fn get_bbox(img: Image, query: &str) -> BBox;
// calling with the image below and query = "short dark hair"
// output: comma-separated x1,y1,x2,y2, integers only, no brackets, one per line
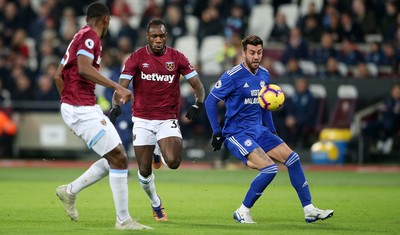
146,18,167,33
241,35,263,51
86,2,110,20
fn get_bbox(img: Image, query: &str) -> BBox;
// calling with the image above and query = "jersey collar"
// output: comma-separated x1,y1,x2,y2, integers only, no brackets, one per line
241,62,258,76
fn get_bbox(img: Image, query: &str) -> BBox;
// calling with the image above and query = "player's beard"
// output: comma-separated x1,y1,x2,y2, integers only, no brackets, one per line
245,58,259,73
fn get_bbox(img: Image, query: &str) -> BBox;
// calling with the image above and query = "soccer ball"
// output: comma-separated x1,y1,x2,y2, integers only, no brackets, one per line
258,84,285,111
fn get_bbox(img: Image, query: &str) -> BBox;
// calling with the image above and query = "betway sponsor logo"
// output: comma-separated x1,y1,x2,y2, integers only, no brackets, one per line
141,71,174,83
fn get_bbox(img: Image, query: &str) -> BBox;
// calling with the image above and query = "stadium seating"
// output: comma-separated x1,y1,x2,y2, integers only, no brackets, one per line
309,84,327,132
328,85,358,128
185,15,199,36
299,60,318,76
278,3,299,29
299,0,324,16
278,83,295,98
175,35,199,66
199,35,225,75
248,4,274,42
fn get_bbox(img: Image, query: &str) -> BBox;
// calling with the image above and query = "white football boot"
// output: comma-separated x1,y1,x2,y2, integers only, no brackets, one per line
304,207,334,223
115,218,153,230
233,209,256,224
56,185,78,222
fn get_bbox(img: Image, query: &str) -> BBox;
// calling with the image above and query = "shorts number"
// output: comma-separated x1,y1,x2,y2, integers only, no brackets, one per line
171,120,179,129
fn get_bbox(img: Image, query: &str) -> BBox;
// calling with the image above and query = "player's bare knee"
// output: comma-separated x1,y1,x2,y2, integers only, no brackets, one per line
139,168,152,177
166,158,181,169
106,146,128,169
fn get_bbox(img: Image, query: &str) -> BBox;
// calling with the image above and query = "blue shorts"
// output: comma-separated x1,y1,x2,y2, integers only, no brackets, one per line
224,125,284,165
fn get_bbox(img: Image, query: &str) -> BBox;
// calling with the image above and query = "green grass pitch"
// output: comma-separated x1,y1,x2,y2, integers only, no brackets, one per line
0,166,399,234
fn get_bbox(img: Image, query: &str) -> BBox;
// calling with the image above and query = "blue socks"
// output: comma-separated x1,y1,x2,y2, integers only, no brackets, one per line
285,152,312,207
243,164,278,208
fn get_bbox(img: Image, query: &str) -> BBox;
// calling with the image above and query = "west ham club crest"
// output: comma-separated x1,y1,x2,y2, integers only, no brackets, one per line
165,62,174,71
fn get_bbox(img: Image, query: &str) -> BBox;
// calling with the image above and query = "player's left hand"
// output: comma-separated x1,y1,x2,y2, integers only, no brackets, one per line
185,102,204,120
109,105,121,124
212,132,225,151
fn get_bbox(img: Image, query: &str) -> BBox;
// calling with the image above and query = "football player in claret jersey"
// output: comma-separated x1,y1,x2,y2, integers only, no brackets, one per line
205,35,334,224
110,19,205,221
53,2,151,230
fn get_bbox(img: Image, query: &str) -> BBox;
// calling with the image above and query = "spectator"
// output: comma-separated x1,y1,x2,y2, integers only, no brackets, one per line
10,29,30,59
29,2,56,43
10,67,35,102
164,4,187,47
385,12,400,42
297,2,321,30
117,12,138,48
36,72,59,101
362,83,400,155
281,27,309,64
224,4,246,41
365,41,385,65
322,5,340,42
0,110,17,157
16,0,37,32
380,0,398,39
337,39,364,66
381,42,400,74
1,1,20,46
197,6,223,47
311,32,338,65
281,78,317,147
338,12,364,43
301,15,322,43
318,57,342,79
352,61,374,79
351,0,378,35
322,4,338,30
215,32,242,71
59,7,79,47
111,0,132,17
193,0,231,19
269,11,290,43
285,57,304,79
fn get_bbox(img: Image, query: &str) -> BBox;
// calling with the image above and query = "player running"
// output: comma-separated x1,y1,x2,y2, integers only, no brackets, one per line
205,35,334,224
109,18,205,221
53,2,151,230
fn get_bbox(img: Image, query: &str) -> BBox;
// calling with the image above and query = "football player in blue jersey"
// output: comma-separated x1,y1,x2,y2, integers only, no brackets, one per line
205,35,334,224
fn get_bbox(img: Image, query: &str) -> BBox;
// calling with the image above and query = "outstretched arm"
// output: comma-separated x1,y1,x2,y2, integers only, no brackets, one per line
185,75,206,120
53,63,64,96
77,55,132,104
187,75,205,103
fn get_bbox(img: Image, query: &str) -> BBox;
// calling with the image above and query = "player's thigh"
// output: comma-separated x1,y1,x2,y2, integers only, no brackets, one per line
132,118,157,146
246,147,275,170
156,119,183,158
61,103,121,156
225,134,260,166
266,142,293,163
132,121,156,166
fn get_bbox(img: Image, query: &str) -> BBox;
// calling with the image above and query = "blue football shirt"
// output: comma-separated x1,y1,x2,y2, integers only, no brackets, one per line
209,63,273,137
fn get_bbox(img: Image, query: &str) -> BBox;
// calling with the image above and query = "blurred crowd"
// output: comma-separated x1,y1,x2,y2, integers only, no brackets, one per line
0,0,399,108
0,0,400,158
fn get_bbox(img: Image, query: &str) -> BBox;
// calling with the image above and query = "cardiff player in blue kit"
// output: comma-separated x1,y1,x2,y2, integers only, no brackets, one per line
205,35,334,224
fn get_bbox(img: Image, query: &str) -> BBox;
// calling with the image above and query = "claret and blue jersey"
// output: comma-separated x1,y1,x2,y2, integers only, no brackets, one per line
207,62,275,137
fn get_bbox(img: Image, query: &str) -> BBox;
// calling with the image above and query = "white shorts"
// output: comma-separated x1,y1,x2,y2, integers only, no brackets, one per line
61,103,122,156
132,117,182,146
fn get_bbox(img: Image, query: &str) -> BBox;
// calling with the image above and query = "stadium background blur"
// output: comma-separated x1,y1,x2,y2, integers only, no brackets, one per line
0,0,399,164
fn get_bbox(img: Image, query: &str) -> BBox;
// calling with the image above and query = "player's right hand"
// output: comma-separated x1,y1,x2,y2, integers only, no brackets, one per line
211,132,225,151
109,105,121,124
116,85,132,104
